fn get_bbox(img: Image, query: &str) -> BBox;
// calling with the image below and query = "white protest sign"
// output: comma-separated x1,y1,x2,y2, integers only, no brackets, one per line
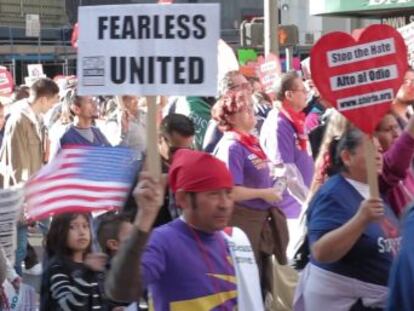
77,4,220,96
257,53,281,97
398,21,414,67
27,64,44,78
301,57,311,80
25,64,46,87
326,38,396,68
329,65,398,91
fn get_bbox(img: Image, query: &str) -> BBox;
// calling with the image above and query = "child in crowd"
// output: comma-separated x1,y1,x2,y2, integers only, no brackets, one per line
97,213,134,259
40,213,108,311
97,213,138,311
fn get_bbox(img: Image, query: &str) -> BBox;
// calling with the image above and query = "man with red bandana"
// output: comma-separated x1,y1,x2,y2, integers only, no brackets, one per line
106,149,264,311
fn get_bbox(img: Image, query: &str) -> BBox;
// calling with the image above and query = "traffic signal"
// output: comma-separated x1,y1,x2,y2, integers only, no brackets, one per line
240,18,299,48
240,18,264,47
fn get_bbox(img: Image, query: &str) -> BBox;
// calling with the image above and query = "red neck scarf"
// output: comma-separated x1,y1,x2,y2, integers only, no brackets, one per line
231,129,267,160
280,102,308,151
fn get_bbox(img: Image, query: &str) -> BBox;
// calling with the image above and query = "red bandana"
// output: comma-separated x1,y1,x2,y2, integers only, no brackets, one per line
280,102,308,151
231,129,268,160
169,149,233,193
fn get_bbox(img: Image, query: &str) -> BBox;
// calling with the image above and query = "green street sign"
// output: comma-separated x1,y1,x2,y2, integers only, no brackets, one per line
310,0,414,17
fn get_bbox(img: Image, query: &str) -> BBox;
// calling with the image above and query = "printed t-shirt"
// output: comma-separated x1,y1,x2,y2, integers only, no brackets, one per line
142,219,237,311
260,109,314,218
214,132,276,210
307,174,401,286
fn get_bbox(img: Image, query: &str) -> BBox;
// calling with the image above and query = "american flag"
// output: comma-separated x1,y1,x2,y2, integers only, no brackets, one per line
25,145,139,221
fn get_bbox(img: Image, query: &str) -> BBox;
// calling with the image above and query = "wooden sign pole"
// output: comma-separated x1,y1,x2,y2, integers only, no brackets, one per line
363,134,380,199
146,96,161,180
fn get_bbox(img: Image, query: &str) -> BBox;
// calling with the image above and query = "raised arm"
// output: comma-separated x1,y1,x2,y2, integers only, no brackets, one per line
381,114,414,191
311,198,384,263
105,172,164,302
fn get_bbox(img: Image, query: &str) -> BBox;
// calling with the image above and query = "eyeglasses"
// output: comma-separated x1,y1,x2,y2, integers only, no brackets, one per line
229,82,252,91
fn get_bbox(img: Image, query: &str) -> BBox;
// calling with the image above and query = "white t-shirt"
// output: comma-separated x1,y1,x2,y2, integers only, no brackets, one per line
345,178,370,199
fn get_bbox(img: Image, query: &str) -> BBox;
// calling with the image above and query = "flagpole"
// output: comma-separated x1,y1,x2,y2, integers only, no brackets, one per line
265,0,279,57
146,96,162,180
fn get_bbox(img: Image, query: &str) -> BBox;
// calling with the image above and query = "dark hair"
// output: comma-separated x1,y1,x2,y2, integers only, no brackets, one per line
64,88,92,118
211,90,251,131
327,128,363,174
30,78,59,101
375,112,397,132
160,113,195,139
325,138,340,176
64,88,82,108
45,213,91,259
276,71,301,101
97,213,131,255
13,85,30,102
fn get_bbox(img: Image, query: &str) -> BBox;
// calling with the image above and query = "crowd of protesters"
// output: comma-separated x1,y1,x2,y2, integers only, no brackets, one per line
0,61,413,311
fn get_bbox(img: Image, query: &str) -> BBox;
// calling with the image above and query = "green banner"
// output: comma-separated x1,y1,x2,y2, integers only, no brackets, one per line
310,0,414,16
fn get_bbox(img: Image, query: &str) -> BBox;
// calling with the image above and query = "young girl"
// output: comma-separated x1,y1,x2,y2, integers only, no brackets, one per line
40,213,108,311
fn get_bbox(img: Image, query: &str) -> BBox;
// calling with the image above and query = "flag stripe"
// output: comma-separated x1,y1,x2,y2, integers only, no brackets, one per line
28,199,125,218
33,173,77,183
28,193,126,206
27,187,127,202
64,148,134,161
25,145,139,221
26,179,130,197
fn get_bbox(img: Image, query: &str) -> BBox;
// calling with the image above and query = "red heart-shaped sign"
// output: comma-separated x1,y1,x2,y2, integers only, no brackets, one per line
311,24,408,134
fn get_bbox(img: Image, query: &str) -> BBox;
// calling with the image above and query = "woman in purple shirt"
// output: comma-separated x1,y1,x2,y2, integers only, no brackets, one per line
212,89,289,293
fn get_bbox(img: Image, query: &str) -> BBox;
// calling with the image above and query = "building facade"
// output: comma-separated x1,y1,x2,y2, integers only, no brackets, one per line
0,0,71,83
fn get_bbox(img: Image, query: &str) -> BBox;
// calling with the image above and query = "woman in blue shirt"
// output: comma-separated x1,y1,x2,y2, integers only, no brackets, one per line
298,128,404,311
